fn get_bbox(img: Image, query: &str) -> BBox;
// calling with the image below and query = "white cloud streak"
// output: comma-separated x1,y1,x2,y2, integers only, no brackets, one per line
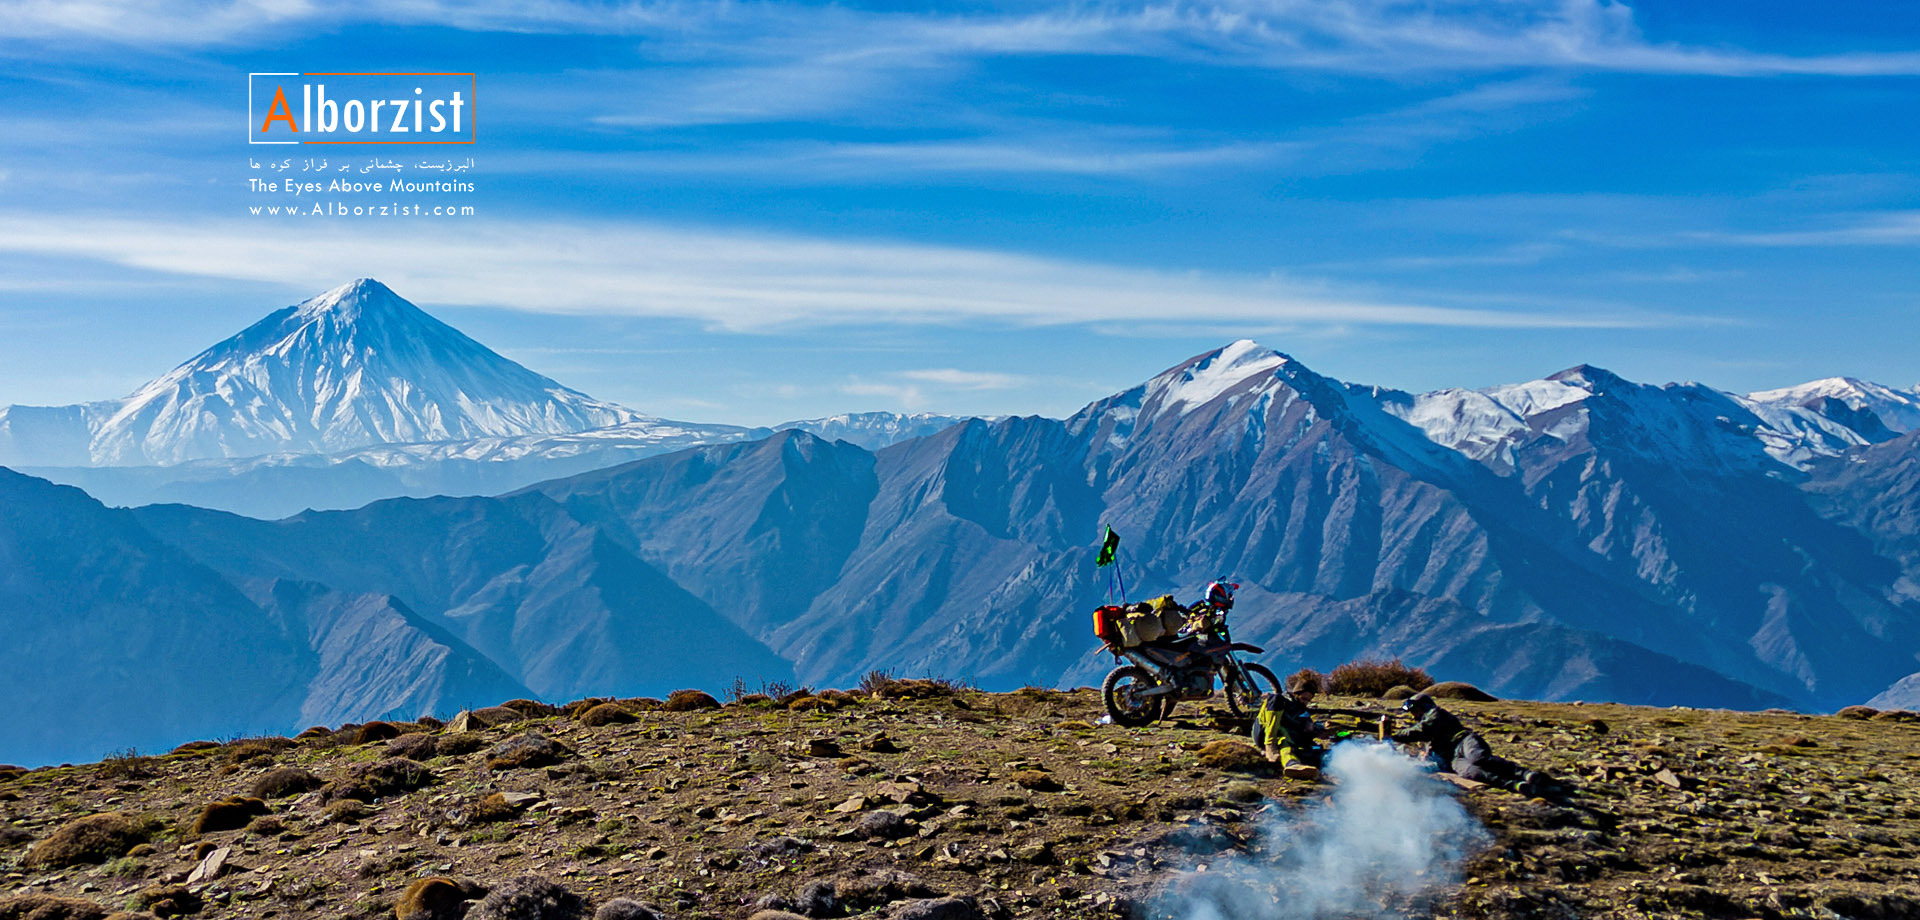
1691,212,1920,247
6,0,1917,80
898,368,1025,389
0,212,1676,331
528,138,1300,177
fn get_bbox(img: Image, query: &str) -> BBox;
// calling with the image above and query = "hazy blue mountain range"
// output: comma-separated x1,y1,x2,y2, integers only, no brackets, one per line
0,468,534,766
775,412,982,451
8,283,1920,766
115,347,1920,712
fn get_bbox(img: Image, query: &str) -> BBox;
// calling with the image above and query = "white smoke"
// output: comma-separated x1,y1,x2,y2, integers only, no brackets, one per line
1150,741,1490,920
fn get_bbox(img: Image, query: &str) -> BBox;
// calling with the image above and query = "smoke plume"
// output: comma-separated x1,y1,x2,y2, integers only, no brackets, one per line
1150,741,1489,920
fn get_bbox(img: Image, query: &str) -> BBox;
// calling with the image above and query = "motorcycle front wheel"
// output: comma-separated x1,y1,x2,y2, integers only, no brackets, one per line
1223,662,1281,719
1102,665,1166,727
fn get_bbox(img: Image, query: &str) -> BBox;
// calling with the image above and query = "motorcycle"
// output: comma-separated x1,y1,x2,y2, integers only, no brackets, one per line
1100,601,1280,727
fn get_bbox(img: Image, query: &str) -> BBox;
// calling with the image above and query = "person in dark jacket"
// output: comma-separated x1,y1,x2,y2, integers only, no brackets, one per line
1251,675,1326,780
1393,693,1554,796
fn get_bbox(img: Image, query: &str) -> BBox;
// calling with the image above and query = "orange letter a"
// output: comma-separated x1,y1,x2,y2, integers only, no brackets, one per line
261,86,298,133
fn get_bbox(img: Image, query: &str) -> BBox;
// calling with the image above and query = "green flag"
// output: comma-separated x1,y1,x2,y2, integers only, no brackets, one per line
1096,527,1120,567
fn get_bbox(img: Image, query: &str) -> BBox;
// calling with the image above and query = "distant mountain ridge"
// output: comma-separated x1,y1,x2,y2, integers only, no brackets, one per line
0,468,536,766
0,280,977,517
91,343,1920,724
12,299,1920,764
775,412,975,451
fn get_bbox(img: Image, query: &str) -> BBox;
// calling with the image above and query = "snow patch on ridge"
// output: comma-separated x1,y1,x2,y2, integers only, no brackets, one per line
1148,339,1287,418
1379,367,1916,474
1380,378,1592,466
1746,377,1920,436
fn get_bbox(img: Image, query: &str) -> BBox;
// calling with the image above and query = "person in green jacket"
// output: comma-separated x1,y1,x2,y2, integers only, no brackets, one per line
1251,674,1326,780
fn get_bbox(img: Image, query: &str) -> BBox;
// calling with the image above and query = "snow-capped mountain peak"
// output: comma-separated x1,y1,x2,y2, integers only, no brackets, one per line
85,279,645,465
1375,364,1920,475
1746,376,1920,437
1375,377,1591,467
296,277,399,318
1149,339,1288,415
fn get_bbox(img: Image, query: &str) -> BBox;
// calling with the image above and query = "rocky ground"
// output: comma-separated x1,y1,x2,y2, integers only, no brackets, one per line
4,683,1920,920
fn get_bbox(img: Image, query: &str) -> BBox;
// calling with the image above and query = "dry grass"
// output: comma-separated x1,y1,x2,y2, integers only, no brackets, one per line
248,766,322,799
1285,668,1327,695
661,690,720,712
189,796,268,836
352,722,403,745
578,703,639,727
484,734,569,771
1195,740,1267,772
95,749,155,781
324,758,437,801
499,699,558,718
21,812,157,868
395,876,470,920
1009,770,1061,792
1326,658,1434,697
434,733,487,758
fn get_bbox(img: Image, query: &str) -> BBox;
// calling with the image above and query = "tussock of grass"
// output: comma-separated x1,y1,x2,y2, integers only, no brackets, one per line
579,703,639,727
248,767,322,800
221,737,295,768
485,733,569,771
395,876,471,920
1326,658,1434,697
1286,668,1327,695
189,795,268,836
662,690,720,712
22,812,158,868
1195,740,1266,772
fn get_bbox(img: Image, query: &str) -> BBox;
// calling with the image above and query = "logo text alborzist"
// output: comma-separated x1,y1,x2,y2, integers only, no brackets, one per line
249,73,475,144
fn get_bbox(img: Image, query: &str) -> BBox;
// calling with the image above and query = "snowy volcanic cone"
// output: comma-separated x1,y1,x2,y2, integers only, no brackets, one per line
88,278,642,465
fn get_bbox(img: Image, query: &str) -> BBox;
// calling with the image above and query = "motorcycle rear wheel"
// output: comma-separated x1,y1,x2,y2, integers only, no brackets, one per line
1224,662,1281,719
1102,665,1166,727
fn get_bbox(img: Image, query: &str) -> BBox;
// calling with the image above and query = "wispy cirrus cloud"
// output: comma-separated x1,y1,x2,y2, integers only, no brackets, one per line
0,212,1681,332
840,368,1030,409
1688,212,1920,247
898,368,1025,389
6,0,1917,80
525,137,1299,178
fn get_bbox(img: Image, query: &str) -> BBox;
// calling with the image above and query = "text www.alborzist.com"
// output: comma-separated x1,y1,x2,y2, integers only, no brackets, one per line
246,158,477,218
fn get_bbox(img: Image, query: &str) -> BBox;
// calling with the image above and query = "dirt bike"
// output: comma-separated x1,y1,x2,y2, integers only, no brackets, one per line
1100,602,1280,727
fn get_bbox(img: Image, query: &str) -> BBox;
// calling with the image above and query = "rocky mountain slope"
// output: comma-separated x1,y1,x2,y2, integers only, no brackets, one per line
488,344,1920,710
0,467,784,768
9,333,1920,764
3,685,1919,920
131,491,796,708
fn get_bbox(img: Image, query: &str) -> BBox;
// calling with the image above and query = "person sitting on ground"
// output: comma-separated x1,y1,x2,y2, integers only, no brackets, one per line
1251,674,1327,780
1392,692,1558,797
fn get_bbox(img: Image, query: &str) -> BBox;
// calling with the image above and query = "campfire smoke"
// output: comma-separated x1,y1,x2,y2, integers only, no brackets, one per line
1151,741,1489,920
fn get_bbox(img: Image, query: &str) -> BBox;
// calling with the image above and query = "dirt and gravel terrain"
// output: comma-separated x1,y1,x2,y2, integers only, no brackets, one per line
5,682,1920,920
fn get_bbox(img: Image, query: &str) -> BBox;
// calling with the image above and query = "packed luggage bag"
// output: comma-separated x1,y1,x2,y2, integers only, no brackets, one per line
1150,594,1188,634
1094,596,1189,649
1092,605,1126,646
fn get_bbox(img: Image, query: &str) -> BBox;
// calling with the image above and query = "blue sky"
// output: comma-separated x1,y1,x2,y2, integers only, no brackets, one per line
0,0,1917,425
